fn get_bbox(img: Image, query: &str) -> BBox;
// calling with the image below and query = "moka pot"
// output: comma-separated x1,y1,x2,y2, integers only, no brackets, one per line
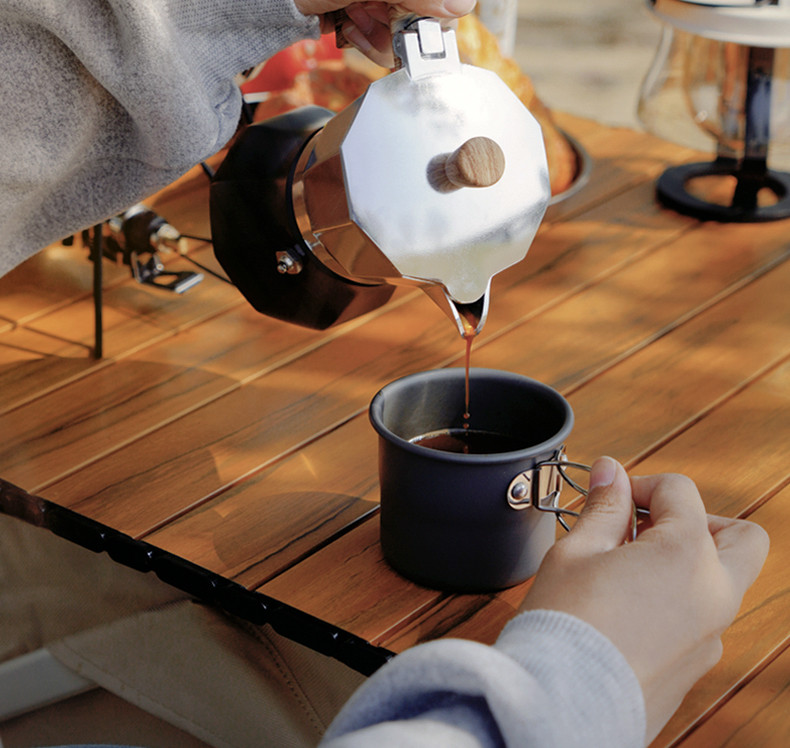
210,17,550,336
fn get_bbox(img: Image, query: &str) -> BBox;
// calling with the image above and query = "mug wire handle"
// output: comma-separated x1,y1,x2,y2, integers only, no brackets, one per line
520,458,648,543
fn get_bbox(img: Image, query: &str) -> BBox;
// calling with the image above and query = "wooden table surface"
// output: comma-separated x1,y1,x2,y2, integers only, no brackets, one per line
1,112,788,746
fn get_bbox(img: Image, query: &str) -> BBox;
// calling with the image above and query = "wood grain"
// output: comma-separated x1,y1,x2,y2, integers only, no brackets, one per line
477,217,790,394
0,326,104,414
444,136,506,188
677,643,790,747
0,242,128,325
24,248,241,355
633,359,790,518
260,514,446,646
565,257,790,468
0,303,326,490
652,484,790,747
147,415,381,587
37,291,463,529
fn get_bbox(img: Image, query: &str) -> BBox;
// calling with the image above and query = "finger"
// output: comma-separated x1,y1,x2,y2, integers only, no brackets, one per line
344,4,381,35
344,4,395,50
397,0,477,18
300,0,476,21
357,2,392,25
708,515,770,598
630,472,708,530
565,457,634,552
340,20,395,66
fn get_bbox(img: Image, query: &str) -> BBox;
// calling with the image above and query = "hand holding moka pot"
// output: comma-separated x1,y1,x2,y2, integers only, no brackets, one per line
210,15,550,337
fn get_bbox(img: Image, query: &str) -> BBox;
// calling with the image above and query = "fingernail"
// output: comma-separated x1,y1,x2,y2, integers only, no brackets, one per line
344,6,375,35
441,0,477,17
589,456,617,490
341,22,375,56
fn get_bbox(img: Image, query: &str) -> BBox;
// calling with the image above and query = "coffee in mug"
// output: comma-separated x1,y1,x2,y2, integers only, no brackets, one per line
410,428,530,454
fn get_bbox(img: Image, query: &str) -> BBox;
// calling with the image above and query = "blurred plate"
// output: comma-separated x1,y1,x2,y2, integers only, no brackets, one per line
546,131,592,217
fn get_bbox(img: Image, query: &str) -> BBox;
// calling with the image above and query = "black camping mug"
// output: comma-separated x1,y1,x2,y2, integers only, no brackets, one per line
369,367,576,592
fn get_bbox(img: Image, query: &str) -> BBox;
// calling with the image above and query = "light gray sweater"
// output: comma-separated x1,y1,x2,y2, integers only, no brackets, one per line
2,4,647,744
322,610,646,747
0,0,317,277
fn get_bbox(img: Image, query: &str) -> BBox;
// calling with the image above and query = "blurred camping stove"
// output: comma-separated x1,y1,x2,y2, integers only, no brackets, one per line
100,205,203,293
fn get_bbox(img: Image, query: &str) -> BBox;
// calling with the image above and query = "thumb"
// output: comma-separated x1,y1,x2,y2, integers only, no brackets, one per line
566,457,634,553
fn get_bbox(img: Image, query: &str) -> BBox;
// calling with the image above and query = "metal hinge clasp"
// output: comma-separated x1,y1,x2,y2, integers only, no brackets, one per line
393,18,461,79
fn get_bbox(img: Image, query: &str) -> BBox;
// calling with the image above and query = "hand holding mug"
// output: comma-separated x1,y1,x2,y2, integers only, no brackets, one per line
521,456,770,743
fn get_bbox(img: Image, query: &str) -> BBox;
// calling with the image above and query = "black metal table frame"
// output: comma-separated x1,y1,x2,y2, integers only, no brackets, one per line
0,478,393,677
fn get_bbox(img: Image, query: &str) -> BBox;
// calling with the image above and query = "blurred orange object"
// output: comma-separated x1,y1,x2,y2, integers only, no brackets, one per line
241,36,342,95
249,56,382,122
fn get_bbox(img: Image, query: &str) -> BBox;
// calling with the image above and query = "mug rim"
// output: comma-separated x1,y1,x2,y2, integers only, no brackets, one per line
369,367,574,464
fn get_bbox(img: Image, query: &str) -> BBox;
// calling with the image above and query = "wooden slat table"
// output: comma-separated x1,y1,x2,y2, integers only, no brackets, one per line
1,112,788,746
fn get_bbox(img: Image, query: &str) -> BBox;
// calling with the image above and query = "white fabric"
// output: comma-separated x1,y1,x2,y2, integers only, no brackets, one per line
0,513,364,747
49,601,366,748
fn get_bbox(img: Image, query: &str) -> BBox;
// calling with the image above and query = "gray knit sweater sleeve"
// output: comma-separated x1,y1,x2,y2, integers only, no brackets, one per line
321,610,647,747
0,0,320,276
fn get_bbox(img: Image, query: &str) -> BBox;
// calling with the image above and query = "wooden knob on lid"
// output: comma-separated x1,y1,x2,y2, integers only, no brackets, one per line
444,137,506,188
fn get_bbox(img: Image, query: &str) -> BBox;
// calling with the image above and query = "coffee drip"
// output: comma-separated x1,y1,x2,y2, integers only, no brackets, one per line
449,298,481,428
463,334,473,428
408,304,481,454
